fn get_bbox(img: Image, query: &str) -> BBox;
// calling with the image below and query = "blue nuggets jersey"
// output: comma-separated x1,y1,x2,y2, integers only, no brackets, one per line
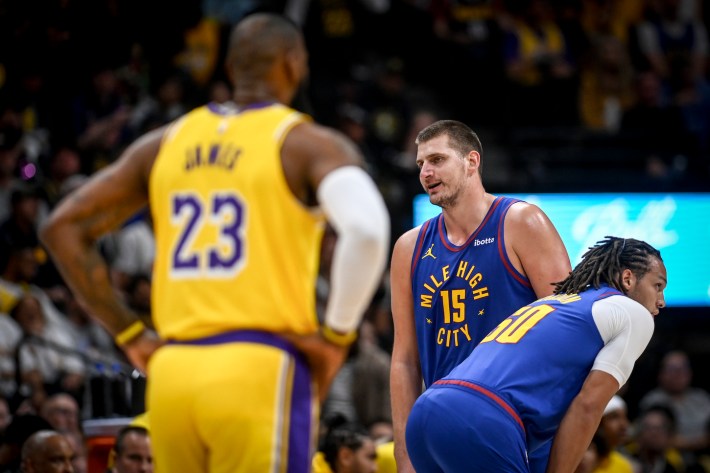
411,196,537,387
444,286,622,452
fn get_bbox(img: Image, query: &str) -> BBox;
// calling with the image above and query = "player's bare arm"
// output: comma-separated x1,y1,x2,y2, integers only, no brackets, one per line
505,202,572,297
281,122,390,402
282,121,364,202
390,227,422,473
39,126,167,371
546,370,620,473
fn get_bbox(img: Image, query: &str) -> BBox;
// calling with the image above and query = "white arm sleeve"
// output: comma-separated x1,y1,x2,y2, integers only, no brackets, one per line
591,295,655,387
317,166,390,333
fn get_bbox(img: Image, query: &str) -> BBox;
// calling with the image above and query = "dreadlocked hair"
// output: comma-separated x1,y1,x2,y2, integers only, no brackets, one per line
554,236,662,295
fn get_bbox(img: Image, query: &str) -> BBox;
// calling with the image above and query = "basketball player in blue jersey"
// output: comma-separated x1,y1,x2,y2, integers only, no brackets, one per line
390,120,571,472
40,13,390,473
406,237,666,473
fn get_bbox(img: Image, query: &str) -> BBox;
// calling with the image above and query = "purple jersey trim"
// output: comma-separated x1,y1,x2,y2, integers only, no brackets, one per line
167,329,298,357
206,101,276,115
437,197,504,252
411,219,432,275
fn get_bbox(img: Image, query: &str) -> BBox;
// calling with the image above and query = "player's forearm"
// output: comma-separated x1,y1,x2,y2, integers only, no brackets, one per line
40,222,139,337
545,398,603,473
390,360,421,472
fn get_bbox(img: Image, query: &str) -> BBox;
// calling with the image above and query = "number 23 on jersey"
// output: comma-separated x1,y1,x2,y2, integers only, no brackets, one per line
169,190,247,278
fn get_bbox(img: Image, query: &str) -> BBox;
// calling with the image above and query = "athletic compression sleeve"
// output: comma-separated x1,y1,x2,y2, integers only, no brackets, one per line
317,166,390,334
591,295,655,387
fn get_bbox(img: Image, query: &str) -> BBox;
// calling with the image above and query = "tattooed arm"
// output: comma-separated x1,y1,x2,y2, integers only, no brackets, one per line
39,127,167,372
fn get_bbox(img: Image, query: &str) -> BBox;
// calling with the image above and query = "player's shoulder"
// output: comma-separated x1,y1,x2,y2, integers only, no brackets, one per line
596,294,650,318
502,197,559,236
504,198,547,222
390,226,423,266
287,120,352,148
592,294,654,335
394,226,423,251
284,121,363,167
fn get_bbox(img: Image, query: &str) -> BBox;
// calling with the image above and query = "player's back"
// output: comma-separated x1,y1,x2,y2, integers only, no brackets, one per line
443,286,622,450
149,102,324,340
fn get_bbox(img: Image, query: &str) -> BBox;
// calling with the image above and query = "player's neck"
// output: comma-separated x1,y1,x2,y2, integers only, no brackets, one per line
441,191,495,245
232,83,282,108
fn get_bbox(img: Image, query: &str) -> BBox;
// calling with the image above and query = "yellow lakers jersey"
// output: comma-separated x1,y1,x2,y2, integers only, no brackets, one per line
149,103,324,340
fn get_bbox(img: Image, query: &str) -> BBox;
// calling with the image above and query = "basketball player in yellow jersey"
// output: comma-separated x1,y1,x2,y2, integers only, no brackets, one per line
40,13,390,473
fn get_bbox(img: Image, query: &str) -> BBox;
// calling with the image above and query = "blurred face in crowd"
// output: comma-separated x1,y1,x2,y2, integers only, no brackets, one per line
658,351,692,395
637,411,673,455
113,431,153,473
41,394,80,433
342,437,377,473
600,407,630,448
23,432,75,473
64,431,88,473
13,194,40,224
12,248,39,282
13,295,45,336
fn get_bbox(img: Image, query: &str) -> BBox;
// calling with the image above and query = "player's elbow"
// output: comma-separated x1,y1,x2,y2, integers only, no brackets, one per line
353,223,389,259
341,211,390,266
569,390,608,423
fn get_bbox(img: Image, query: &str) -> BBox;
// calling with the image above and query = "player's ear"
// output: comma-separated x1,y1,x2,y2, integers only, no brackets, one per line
467,150,481,175
620,268,635,292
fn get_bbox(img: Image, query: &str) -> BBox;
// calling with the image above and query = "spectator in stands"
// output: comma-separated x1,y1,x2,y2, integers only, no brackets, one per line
0,313,21,400
634,0,708,84
686,418,710,473
428,0,505,123
71,67,132,173
578,32,636,132
62,430,86,473
630,404,685,473
62,293,119,368
580,0,645,47
101,210,154,296
110,426,152,473
312,416,378,473
0,184,44,268
593,395,638,473
39,394,80,436
667,51,710,175
0,244,75,344
11,295,85,410
41,146,82,210
0,414,52,472
620,70,692,179
322,319,391,429
501,0,577,126
640,350,710,455
20,429,74,473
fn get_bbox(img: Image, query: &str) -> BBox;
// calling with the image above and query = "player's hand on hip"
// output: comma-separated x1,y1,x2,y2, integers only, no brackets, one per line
122,330,165,375
282,331,351,404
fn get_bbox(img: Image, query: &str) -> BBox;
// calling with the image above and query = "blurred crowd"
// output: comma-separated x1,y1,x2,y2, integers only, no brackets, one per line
0,0,709,472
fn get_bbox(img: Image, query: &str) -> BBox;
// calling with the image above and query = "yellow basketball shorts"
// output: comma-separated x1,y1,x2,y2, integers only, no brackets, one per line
146,330,318,473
